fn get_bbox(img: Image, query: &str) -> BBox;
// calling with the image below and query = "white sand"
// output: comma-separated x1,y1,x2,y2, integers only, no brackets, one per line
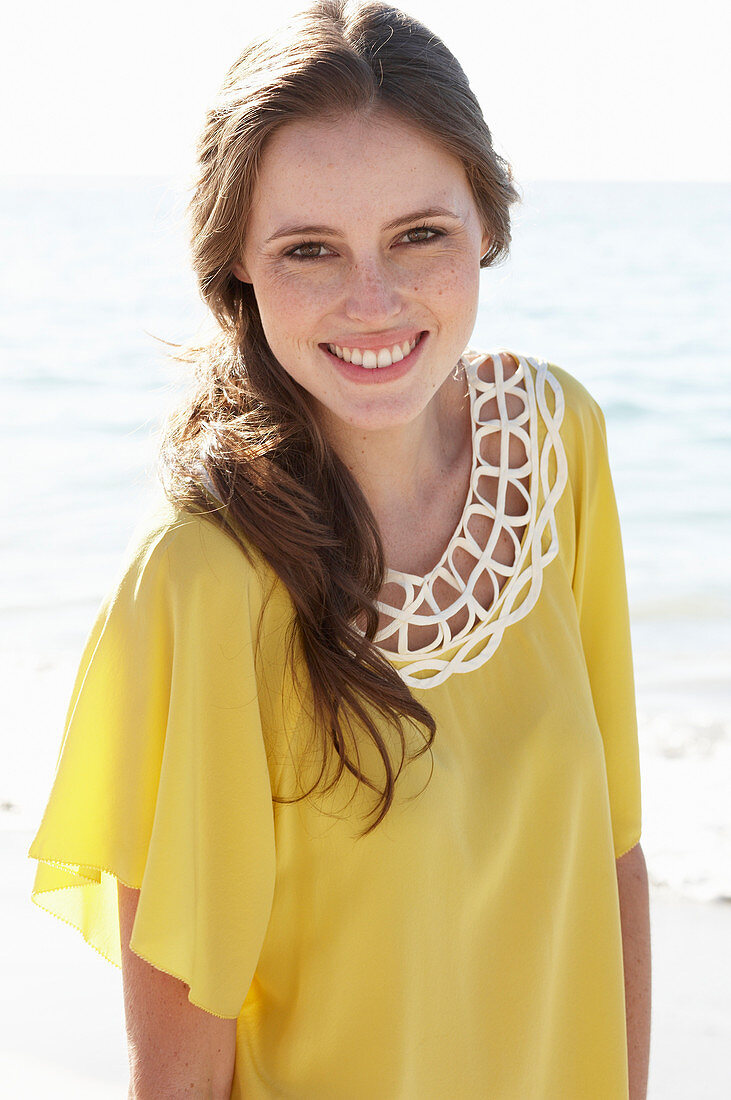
2,829,730,1098
1,831,128,1098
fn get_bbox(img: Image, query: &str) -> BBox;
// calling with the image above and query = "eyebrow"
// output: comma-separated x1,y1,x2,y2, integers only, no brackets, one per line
265,206,462,243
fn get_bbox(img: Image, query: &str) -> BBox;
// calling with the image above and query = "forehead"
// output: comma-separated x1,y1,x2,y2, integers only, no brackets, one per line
249,111,475,228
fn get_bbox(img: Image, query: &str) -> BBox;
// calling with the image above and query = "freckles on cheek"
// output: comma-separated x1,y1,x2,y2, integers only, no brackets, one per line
432,266,476,306
257,285,301,336
257,282,331,362
265,276,331,327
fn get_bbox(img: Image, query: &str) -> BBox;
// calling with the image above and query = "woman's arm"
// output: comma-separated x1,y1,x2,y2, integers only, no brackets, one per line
616,842,651,1100
118,883,237,1100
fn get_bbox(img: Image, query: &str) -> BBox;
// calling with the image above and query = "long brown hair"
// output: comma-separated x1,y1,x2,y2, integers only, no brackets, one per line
160,0,520,833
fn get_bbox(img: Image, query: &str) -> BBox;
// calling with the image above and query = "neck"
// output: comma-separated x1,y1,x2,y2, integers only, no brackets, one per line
320,366,471,535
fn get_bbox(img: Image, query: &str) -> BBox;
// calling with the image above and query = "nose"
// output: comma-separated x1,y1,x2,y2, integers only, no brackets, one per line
343,258,403,325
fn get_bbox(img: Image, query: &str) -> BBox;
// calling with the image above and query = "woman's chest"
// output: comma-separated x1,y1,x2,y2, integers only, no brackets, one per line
260,571,611,994
272,563,604,843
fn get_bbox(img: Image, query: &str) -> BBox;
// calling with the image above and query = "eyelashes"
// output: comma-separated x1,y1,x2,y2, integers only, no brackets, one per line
284,224,446,261
400,225,444,246
286,242,332,260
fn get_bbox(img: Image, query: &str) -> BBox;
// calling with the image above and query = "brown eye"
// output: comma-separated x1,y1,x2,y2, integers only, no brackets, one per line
402,226,441,245
289,242,328,259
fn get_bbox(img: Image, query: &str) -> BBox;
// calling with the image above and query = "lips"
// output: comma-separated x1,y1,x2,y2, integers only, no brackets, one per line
325,333,424,369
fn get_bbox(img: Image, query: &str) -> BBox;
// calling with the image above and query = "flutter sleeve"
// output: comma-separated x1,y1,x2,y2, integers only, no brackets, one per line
564,380,643,859
28,506,276,1018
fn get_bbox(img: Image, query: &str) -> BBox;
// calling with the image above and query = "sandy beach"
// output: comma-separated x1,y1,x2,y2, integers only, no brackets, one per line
1,829,729,1098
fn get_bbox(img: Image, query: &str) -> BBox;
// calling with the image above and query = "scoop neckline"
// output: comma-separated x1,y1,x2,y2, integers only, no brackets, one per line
382,348,532,591
374,351,569,686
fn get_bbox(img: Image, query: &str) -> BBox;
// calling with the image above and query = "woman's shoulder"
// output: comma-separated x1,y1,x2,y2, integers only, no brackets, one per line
539,359,605,430
465,346,602,411
112,495,274,611
537,359,610,476
463,348,614,506
464,346,608,448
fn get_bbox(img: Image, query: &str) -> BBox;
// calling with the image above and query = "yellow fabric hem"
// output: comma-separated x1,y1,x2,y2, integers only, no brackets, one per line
30,885,123,971
29,862,239,1021
615,835,642,860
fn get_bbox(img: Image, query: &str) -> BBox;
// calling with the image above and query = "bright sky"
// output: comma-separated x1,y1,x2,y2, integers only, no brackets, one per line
2,0,729,180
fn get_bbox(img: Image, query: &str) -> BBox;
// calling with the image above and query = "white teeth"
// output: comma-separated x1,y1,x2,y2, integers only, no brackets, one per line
327,333,422,368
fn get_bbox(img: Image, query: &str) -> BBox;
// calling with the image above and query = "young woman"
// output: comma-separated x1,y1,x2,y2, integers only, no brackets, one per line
29,2,651,1097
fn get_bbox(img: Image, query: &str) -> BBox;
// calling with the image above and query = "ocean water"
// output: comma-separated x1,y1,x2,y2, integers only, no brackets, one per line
1,177,729,902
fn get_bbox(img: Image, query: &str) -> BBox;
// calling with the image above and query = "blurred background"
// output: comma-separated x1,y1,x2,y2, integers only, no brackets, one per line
1,1,729,1096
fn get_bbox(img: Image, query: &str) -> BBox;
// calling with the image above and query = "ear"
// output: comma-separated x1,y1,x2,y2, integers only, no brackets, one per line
479,228,491,262
231,261,252,284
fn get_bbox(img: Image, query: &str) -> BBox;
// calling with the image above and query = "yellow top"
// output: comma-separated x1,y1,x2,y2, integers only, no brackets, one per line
29,352,642,1099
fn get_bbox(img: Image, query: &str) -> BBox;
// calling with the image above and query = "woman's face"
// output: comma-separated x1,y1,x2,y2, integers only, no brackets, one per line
234,110,489,440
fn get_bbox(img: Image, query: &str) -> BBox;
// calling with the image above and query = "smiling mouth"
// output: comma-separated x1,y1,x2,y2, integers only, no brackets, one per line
325,333,424,369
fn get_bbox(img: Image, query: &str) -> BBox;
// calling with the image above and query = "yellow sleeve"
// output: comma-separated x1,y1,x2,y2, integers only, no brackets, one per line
565,381,642,860
28,506,276,1018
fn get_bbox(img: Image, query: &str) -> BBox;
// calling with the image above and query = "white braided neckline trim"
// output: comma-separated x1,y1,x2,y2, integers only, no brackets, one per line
375,349,568,689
